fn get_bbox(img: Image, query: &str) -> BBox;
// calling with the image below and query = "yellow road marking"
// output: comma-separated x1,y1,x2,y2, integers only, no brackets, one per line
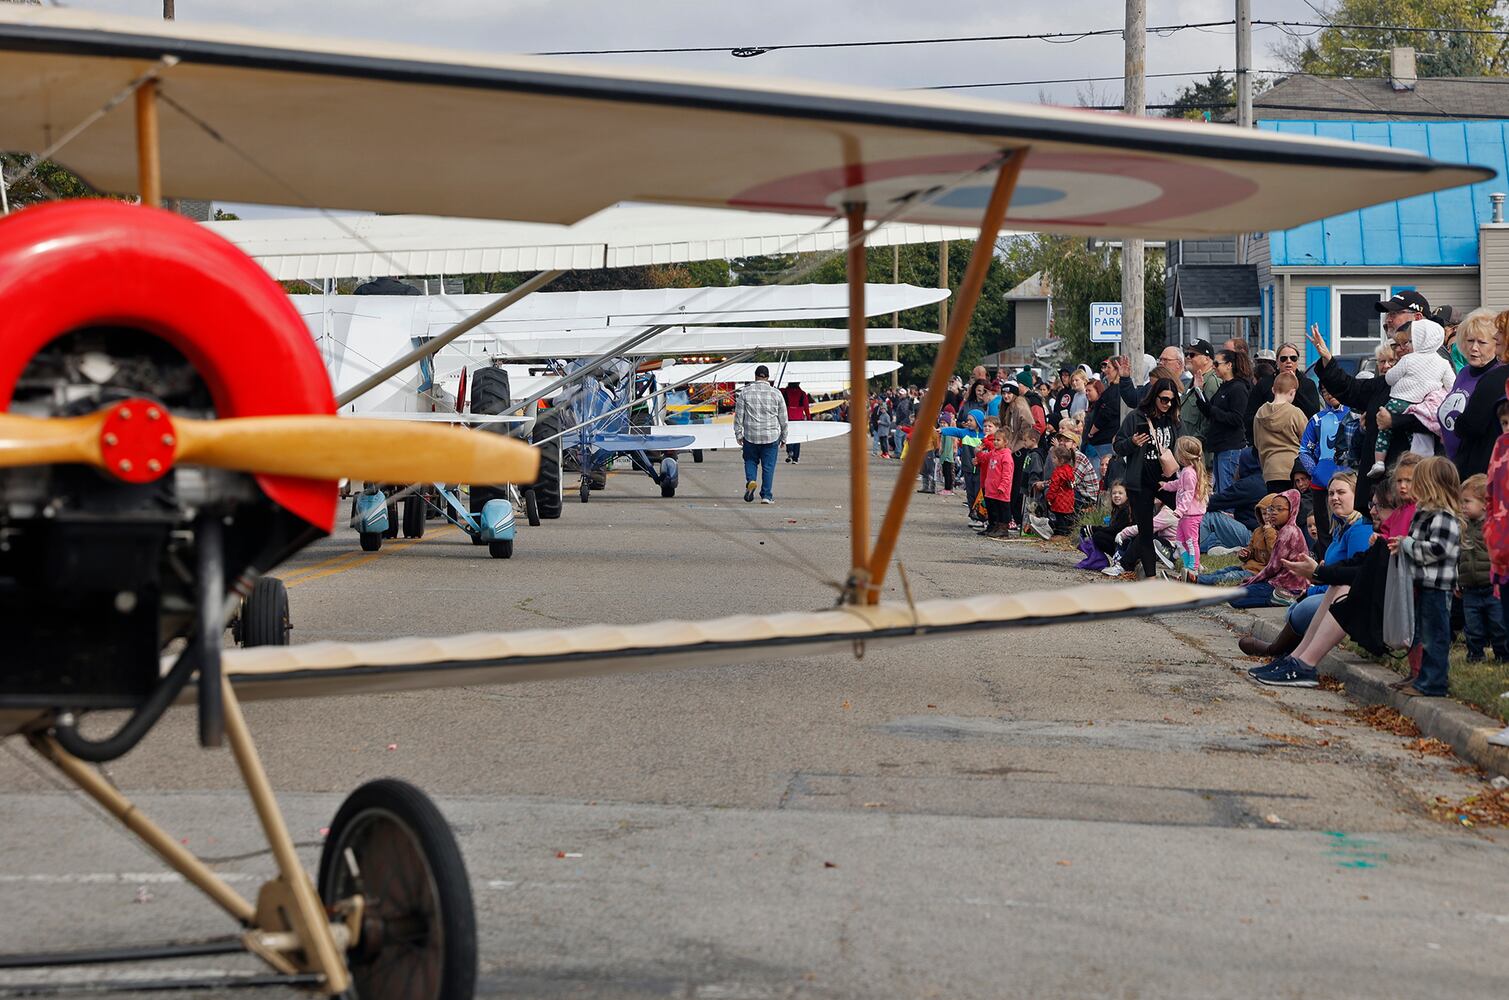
283,525,457,588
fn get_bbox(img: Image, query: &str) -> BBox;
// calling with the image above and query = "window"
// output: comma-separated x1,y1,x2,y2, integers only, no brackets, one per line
1331,286,1389,356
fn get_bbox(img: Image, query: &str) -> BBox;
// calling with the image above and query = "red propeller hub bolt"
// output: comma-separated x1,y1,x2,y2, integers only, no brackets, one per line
99,398,178,484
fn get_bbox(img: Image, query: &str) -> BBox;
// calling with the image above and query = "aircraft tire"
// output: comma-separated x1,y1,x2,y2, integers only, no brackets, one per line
489,538,514,559
318,779,476,1000
692,449,704,463
530,408,565,519
359,532,382,552
524,488,541,526
402,495,425,538
661,482,676,498
382,503,399,539
579,479,591,503
240,577,291,647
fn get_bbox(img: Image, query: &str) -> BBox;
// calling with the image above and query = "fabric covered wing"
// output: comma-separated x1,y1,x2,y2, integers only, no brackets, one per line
591,432,697,452
649,421,847,451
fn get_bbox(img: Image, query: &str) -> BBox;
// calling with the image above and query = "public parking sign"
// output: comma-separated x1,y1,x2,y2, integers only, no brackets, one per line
1090,302,1122,343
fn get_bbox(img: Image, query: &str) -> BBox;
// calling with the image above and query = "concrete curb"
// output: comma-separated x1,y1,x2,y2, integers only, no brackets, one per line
1234,612,1509,779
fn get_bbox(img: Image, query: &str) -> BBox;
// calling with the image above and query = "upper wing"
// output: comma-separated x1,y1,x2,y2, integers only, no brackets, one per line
0,8,1487,236
203,581,1240,703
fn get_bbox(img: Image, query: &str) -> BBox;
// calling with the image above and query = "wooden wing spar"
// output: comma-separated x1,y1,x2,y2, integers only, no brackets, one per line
204,581,1240,704
0,7,1491,236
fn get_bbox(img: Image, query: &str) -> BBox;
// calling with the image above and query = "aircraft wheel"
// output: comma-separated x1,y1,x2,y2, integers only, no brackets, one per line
524,488,541,526
530,408,565,520
661,482,676,498
401,495,426,538
318,779,476,1000
382,503,399,539
489,538,514,559
579,480,590,503
359,532,382,552
692,450,704,463
239,577,291,647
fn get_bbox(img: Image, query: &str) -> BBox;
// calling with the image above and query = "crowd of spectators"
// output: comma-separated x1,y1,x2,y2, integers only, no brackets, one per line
910,293,1509,743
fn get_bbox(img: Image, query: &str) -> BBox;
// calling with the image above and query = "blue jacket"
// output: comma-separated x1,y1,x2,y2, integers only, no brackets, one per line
1307,515,1374,596
1300,402,1357,488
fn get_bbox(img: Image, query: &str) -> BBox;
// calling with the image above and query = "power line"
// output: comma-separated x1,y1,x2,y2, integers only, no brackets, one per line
534,20,1236,57
1256,20,1509,37
916,69,1242,91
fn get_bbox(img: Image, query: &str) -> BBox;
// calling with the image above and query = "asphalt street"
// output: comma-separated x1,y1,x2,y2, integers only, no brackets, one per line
2,439,1507,998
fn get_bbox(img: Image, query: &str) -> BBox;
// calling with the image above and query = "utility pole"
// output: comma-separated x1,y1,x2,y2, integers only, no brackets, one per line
891,243,900,389
1122,0,1145,380
164,1,175,19
1235,0,1252,272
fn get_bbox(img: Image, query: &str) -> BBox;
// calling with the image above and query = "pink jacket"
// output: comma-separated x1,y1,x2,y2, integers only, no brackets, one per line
1247,488,1309,592
981,445,1015,501
1161,465,1208,520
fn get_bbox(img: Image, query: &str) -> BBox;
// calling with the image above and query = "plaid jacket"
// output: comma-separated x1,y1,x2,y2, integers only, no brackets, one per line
1401,508,1461,591
734,380,788,445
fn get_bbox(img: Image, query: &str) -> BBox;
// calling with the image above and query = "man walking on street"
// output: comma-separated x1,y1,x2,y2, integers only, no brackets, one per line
736,364,788,504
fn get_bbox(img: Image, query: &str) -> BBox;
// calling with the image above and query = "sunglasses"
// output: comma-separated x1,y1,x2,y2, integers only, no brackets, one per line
1278,354,1299,362
1156,394,1175,404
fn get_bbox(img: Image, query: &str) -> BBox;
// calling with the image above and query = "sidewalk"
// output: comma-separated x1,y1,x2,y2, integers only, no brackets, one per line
1225,608,1509,779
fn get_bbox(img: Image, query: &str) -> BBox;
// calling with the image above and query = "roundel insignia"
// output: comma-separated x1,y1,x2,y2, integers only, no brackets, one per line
729,151,1259,226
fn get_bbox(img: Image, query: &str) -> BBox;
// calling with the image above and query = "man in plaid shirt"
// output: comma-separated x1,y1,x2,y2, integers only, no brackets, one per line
735,365,788,504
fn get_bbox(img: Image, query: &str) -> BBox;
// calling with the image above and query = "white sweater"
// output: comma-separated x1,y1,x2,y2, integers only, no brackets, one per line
1384,350,1454,403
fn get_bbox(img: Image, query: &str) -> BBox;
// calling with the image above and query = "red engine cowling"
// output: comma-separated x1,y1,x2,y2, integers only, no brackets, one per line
0,200,337,531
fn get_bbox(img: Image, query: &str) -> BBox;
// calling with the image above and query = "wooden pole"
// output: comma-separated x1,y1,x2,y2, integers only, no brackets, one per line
891,243,900,390
135,81,162,208
1122,0,1146,379
846,203,870,595
864,152,1026,603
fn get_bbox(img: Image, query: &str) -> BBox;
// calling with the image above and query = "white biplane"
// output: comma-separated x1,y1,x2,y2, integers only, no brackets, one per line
0,7,1490,998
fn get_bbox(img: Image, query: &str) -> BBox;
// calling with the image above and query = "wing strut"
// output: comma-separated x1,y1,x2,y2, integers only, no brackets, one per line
844,203,869,599
864,151,1027,604
135,79,161,208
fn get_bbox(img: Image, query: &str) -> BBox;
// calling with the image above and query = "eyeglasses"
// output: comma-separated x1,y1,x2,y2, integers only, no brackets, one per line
1183,352,1197,359
1278,353,1299,362
1156,394,1175,404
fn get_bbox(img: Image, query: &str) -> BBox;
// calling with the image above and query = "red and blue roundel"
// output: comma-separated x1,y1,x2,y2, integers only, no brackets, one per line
729,151,1258,228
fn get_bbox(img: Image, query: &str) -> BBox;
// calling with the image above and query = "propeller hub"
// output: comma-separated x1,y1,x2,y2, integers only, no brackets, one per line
98,398,178,484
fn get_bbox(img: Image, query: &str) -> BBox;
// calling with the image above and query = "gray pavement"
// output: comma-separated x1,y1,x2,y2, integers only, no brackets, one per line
2,439,1507,998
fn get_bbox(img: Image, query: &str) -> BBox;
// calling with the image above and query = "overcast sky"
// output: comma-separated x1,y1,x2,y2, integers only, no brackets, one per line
63,1,1331,217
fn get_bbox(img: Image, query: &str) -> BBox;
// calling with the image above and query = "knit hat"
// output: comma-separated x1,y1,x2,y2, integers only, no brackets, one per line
1292,453,1317,479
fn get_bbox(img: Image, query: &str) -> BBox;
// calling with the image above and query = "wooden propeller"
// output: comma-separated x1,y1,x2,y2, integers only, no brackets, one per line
0,399,540,485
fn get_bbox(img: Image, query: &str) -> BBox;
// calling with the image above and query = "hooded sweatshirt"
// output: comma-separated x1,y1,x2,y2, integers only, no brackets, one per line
1254,398,1307,484
1247,489,1310,593
1300,398,1356,488
1384,318,1455,404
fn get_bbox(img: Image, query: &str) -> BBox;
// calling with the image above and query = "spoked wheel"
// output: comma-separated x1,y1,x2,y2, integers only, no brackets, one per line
318,780,476,1000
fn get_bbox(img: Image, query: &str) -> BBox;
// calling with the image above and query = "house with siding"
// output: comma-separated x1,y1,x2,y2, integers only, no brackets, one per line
1252,119,1509,366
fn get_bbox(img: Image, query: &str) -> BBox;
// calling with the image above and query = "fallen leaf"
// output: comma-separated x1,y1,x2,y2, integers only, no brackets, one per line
1344,705,1420,737
862,802,886,808
1263,813,1287,826
927,704,938,709
1403,737,1454,759
823,861,838,868
1056,860,1072,867
841,699,851,711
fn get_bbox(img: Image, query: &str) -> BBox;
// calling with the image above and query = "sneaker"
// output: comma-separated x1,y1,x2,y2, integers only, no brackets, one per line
1154,539,1176,570
1367,461,1386,480
1205,545,1239,557
1027,516,1052,540
785,457,792,463
1101,562,1125,578
744,481,757,502
1488,726,1509,748
760,497,774,505
1255,658,1319,687
1248,653,1293,677
939,489,954,496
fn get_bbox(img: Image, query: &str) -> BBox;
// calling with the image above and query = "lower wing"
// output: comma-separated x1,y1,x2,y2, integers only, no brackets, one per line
207,580,1237,703
591,432,698,452
650,420,848,450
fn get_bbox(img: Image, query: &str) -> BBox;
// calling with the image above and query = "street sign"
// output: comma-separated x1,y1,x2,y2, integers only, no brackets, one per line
1090,302,1122,343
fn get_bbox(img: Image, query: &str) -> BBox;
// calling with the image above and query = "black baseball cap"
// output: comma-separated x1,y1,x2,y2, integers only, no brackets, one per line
1185,339,1215,359
1374,290,1430,315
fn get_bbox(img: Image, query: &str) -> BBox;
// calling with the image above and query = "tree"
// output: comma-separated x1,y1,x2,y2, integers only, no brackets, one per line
1273,0,1509,78
1161,71,1234,121
1043,241,1165,366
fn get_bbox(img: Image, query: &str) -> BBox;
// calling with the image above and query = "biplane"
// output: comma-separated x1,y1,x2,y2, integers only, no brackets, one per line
0,7,1491,998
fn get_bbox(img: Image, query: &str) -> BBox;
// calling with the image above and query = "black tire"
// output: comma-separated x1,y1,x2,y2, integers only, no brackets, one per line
489,538,514,559
402,495,425,538
661,482,676,498
524,489,541,527
692,450,704,463
359,532,382,552
579,479,590,504
469,367,512,415
382,504,398,539
530,408,565,520
240,577,290,647
318,779,476,1000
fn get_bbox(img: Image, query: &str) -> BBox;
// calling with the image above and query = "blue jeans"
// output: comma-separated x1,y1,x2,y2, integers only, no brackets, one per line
786,443,801,462
1285,592,1325,637
1461,585,1508,660
1231,581,1275,608
1414,586,1452,696
1213,449,1241,495
1200,511,1250,551
1197,565,1249,585
742,440,779,500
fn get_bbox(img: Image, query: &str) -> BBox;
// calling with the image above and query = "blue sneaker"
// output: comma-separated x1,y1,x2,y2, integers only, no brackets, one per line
1248,654,1292,677
1256,659,1319,688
